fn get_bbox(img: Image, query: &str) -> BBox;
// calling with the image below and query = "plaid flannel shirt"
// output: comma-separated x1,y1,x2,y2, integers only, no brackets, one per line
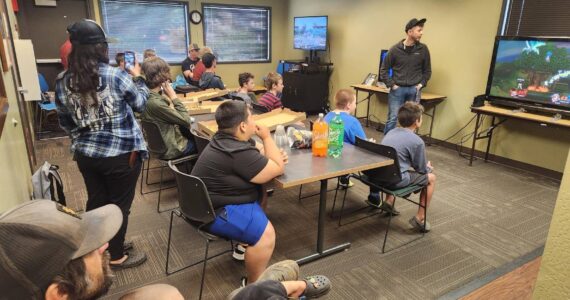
55,63,149,159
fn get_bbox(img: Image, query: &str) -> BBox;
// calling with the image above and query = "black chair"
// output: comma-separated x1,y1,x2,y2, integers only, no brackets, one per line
332,137,427,253
250,102,270,113
140,120,198,212
191,129,211,156
165,161,233,300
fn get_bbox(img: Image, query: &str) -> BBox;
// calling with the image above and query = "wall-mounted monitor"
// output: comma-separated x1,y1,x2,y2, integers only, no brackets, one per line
378,49,393,81
486,36,570,114
294,16,328,51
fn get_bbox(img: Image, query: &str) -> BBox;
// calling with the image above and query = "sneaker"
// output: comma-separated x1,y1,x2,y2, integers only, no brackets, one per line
240,276,247,287
339,176,354,189
379,201,400,216
409,216,431,232
365,194,382,208
110,250,147,270
233,244,246,261
258,260,299,282
266,188,275,197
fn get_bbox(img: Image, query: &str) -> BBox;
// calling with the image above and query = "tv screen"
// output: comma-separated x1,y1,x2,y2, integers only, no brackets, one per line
486,36,570,112
379,49,393,81
294,16,328,51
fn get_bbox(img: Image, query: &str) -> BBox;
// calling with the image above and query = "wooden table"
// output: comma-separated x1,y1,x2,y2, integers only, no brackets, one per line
351,84,446,142
274,144,393,265
176,88,229,102
469,104,570,166
228,85,267,95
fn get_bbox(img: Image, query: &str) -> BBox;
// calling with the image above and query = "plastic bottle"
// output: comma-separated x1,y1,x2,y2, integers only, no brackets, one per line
312,113,328,157
327,112,344,158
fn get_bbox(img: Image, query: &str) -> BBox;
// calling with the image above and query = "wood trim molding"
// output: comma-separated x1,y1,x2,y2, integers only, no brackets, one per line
0,97,9,139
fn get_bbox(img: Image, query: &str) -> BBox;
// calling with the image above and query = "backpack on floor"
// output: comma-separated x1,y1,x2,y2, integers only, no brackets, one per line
32,161,66,206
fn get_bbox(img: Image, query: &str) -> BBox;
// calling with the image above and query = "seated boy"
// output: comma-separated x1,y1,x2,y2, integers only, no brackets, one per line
367,102,436,232
233,72,257,105
258,72,283,111
199,53,225,90
140,57,196,159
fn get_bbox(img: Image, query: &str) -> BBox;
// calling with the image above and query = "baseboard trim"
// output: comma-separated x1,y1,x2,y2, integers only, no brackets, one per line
366,120,563,181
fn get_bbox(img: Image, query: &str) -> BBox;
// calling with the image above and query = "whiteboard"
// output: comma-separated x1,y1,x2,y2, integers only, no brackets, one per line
14,39,41,101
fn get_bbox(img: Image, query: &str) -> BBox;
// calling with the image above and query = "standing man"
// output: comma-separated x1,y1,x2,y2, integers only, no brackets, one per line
181,43,201,86
380,18,431,134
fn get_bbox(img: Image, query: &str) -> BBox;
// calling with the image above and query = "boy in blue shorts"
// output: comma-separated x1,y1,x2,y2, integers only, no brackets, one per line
191,101,288,284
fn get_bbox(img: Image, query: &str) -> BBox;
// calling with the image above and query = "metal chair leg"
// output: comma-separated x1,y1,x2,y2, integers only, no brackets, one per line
199,239,211,300
165,210,175,274
157,163,165,212
298,185,303,202
382,196,397,253
139,159,146,195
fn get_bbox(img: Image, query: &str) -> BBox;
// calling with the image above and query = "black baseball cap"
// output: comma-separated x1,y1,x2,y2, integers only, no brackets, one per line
0,200,122,299
67,19,111,45
405,18,427,32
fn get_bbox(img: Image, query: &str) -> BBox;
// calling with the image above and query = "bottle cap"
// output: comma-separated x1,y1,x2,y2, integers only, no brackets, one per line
318,113,324,118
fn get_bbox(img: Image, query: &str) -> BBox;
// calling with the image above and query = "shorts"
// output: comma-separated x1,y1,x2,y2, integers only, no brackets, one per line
393,171,429,190
206,202,269,246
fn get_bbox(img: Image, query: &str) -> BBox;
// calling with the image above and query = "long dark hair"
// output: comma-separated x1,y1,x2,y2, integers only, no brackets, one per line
66,42,109,107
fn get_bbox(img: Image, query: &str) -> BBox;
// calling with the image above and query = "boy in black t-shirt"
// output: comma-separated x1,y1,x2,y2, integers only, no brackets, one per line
181,43,200,86
191,101,288,284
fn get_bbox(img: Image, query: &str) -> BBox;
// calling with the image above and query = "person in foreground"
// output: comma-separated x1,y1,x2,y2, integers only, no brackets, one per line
228,260,332,299
0,200,183,300
55,19,149,268
367,102,436,231
191,100,287,284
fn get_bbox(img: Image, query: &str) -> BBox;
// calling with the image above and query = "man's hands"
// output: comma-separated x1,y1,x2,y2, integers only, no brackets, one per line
416,83,423,91
128,62,141,77
392,84,399,90
279,148,289,164
256,125,271,140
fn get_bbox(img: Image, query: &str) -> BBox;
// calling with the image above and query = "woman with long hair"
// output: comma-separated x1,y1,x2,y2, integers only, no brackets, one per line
55,19,149,269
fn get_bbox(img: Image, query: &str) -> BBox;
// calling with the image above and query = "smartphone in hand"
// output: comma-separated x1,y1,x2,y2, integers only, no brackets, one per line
124,51,135,70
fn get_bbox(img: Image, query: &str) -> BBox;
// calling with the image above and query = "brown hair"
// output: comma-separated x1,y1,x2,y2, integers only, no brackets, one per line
199,46,213,58
264,72,282,90
142,57,171,89
334,89,355,109
238,72,254,87
398,102,424,127
143,49,156,60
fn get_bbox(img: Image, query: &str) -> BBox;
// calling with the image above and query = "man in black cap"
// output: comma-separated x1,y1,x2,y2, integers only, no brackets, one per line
380,18,431,134
0,200,184,299
181,43,201,86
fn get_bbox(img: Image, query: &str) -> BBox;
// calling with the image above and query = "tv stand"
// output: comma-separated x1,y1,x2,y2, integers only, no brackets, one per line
489,99,570,118
281,60,333,113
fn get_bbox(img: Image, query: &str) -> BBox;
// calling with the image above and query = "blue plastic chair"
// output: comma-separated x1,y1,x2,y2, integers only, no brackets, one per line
37,74,57,139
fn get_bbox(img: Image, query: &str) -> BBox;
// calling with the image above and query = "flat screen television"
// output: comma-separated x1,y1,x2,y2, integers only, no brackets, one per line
485,36,570,115
378,49,393,81
294,16,328,51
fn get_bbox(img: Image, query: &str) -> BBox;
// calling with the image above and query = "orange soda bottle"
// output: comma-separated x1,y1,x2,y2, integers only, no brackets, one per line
312,113,328,157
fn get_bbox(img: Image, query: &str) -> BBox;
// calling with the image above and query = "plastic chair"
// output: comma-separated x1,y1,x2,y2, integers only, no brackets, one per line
331,137,426,253
36,74,57,139
165,161,233,299
191,129,211,156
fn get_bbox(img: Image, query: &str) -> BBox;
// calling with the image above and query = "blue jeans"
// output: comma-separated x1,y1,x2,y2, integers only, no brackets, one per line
384,86,421,134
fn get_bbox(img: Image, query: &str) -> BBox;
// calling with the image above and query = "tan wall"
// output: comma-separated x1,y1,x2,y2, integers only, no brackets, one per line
533,150,570,298
92,0,289,88
0,0,33,212
286,0,570,173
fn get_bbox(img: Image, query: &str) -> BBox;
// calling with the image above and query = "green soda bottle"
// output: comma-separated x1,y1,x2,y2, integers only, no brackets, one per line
327,112,344,158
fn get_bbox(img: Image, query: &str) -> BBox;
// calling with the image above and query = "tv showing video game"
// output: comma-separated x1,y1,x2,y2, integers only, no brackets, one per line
486,36,570,113
294,16,328,51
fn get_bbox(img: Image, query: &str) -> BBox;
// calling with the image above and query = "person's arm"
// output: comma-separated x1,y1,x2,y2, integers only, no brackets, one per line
215,76,225,90
250,125,286,184
120,62,149,113
54,78,75,134
379,50,396,88
181,61,193,79
420,45,432,88
411,142,428,174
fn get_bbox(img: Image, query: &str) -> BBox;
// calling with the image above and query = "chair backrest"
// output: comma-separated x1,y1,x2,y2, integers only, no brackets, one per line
250,102,270,113
38,73,49,93
141,120,168,157
191,129,211,156
355,136,402,186
168,161,216,224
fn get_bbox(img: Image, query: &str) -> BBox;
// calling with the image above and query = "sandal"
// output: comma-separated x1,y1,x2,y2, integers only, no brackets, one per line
301,275,331,299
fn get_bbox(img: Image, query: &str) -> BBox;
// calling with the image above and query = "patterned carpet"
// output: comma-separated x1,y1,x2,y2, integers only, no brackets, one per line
33,126,560,300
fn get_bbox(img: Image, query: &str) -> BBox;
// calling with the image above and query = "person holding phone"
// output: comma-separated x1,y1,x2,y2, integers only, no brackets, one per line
141,56,196,159
54,19,149,269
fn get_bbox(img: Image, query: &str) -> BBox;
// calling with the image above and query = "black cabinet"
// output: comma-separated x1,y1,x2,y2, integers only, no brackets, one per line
281,68,331,114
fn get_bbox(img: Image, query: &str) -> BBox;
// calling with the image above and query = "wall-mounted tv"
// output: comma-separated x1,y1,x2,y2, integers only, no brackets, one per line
485,36,570,114
294,16,328,51
378,49,393,81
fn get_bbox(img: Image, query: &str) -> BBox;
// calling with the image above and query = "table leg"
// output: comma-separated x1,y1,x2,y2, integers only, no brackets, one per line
469,113,481,166
428,105,437,146
296,179,351,265
485,116,496,162
366,92,371,127
355,89,359,123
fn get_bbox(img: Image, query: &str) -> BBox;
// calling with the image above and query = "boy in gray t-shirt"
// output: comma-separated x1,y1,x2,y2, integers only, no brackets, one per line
367,102,436,232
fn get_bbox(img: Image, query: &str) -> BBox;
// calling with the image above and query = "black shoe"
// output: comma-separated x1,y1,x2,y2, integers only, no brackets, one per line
110,251,147,270
266,188,275,197
365,194,382,208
